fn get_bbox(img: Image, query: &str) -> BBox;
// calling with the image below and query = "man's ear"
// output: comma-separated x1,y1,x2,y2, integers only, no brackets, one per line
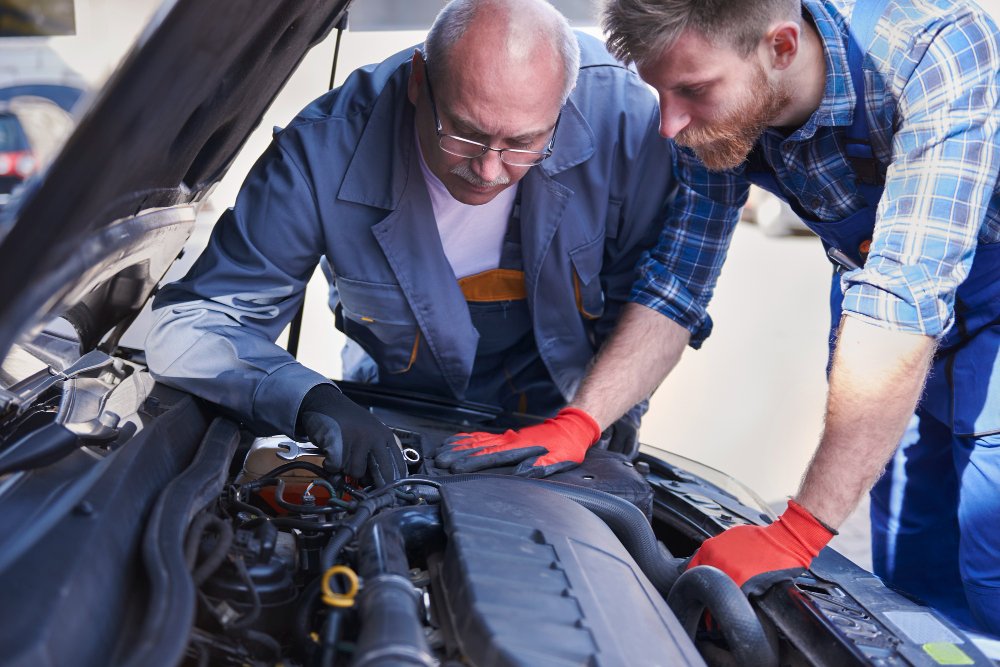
407,50,425,105
764,21,800,71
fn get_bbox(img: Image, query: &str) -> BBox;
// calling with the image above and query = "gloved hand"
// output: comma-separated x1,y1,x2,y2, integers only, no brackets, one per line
686,499,834,594
296,384,406,486
434,407,601,477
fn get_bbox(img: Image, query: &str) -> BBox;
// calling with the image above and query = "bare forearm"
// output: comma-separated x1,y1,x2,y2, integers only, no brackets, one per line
570,303,691,429
796,316,936,528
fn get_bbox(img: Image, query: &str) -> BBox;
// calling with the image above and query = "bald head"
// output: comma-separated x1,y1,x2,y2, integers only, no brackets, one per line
424,0,580,104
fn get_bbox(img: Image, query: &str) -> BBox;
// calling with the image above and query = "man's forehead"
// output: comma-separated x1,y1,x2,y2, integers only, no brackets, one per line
443,95,559,140
642,30,744,86
435,60,562,137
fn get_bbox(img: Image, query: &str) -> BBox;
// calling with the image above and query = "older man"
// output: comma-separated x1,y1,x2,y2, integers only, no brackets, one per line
452,0,1000,634
146,0,673,485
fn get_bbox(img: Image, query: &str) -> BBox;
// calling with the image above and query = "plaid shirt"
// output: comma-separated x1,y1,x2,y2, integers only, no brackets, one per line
631,0,1000,346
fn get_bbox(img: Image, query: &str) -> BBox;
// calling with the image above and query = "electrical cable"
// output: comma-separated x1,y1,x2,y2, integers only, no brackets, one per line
271,478,349,514
226,555,263,630
255,460,330,479
270,517,348,532
293,577,324,656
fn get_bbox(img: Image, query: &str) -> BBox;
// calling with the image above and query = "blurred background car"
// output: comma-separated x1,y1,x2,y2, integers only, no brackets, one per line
0,38,86,208
0,94,76,206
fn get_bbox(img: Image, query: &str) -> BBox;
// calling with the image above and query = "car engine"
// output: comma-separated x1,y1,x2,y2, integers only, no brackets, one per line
180,425,706,667
2,372,994,667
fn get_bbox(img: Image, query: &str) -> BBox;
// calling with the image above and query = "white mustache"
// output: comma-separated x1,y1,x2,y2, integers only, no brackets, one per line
450,161,511,188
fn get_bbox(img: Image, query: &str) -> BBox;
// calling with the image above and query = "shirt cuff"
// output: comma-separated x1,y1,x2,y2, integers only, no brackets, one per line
252,362,335,435
840,265,953,337
629,272,714,349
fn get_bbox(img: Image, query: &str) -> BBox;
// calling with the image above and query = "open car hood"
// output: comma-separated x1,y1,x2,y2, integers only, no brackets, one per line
0,0,351,367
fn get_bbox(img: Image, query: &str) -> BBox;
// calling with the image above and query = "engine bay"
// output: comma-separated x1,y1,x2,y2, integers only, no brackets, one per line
0,369,995,667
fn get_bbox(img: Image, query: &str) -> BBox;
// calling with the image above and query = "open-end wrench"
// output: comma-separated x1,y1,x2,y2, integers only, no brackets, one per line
276,439,323,461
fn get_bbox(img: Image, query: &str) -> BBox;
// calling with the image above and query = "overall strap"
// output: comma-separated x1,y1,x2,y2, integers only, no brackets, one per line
498,186,524,270
845,0,891,190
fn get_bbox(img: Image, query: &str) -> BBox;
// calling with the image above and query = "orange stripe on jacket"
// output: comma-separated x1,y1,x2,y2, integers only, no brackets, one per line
458,269,527,302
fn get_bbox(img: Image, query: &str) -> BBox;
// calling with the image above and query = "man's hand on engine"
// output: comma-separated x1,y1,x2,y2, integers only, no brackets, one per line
686,499,834,594
434,407,601,477
297,384,407,486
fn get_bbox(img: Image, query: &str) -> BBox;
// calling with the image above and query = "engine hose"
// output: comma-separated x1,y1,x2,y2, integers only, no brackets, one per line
184,512,234,586
667,566,778,667
226,556,263,630
240,628,282,661
350,506,440,667
294,577,323,656
320,610,343,667
405,473,685,595
320,493,395,571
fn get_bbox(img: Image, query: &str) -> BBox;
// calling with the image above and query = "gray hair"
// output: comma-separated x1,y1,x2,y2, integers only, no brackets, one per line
602,0,801,66
425,0,581,104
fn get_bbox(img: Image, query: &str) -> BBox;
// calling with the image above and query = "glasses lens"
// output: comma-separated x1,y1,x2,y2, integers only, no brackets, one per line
500,151,549,167
439,135,550,166
439,135,486,159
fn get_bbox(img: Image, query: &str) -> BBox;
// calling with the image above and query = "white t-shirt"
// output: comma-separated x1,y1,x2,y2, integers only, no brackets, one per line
415,130,517,279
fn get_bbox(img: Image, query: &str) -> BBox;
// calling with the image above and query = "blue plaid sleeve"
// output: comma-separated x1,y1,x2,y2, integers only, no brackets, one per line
841,4,1000,336
629,147,749,348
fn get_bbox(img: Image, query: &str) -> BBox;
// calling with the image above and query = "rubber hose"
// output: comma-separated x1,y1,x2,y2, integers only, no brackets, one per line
667,566,778,667
321,494,395,571
406,474,685,594
240,628,282,660
226,556,263,630
184,512,234,586
351,507,439,667
319,610,343,667
293,577,323,656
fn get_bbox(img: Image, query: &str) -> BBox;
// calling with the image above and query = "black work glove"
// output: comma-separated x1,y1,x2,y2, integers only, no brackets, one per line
296,384,406,486
601,415,640,459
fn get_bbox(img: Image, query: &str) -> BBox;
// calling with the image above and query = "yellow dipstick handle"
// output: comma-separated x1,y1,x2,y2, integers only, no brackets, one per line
322,565,359,608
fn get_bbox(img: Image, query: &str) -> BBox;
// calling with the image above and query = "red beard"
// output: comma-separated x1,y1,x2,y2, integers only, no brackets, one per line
677,63,790,171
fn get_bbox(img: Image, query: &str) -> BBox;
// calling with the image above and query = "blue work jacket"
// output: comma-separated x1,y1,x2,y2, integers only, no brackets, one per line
146,34,674,436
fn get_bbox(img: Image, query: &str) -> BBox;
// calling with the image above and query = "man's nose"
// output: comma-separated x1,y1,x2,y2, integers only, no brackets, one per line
473,149,505,183
658,97,691,139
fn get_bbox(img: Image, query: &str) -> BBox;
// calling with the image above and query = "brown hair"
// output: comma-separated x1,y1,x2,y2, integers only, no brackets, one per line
602,0,801,66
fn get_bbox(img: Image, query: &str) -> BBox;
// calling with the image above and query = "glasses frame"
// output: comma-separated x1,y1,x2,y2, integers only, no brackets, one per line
423,64,560,167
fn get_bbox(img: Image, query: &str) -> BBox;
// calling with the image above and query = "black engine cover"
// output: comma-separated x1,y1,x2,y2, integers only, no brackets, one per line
432,477,705,667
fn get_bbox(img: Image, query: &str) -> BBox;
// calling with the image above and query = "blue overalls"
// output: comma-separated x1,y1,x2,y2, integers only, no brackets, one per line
335,179,644,452
336,187,566,417
460,194,565,416
745,1,1000,635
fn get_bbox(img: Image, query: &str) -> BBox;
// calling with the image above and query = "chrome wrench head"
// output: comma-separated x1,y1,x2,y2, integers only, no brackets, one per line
276,439,322,461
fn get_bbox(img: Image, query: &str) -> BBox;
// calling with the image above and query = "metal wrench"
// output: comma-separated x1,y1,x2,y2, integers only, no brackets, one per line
276,439,323,461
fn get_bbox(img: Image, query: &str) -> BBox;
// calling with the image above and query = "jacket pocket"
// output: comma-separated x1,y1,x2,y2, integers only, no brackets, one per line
335,277,421,375
569,236,606,321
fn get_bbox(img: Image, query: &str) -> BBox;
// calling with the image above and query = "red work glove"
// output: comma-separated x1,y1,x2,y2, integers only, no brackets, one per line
434,407,601,477
687,499,834,594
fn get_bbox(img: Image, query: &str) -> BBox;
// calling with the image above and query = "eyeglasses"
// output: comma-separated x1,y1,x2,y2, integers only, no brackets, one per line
423,65,560,167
